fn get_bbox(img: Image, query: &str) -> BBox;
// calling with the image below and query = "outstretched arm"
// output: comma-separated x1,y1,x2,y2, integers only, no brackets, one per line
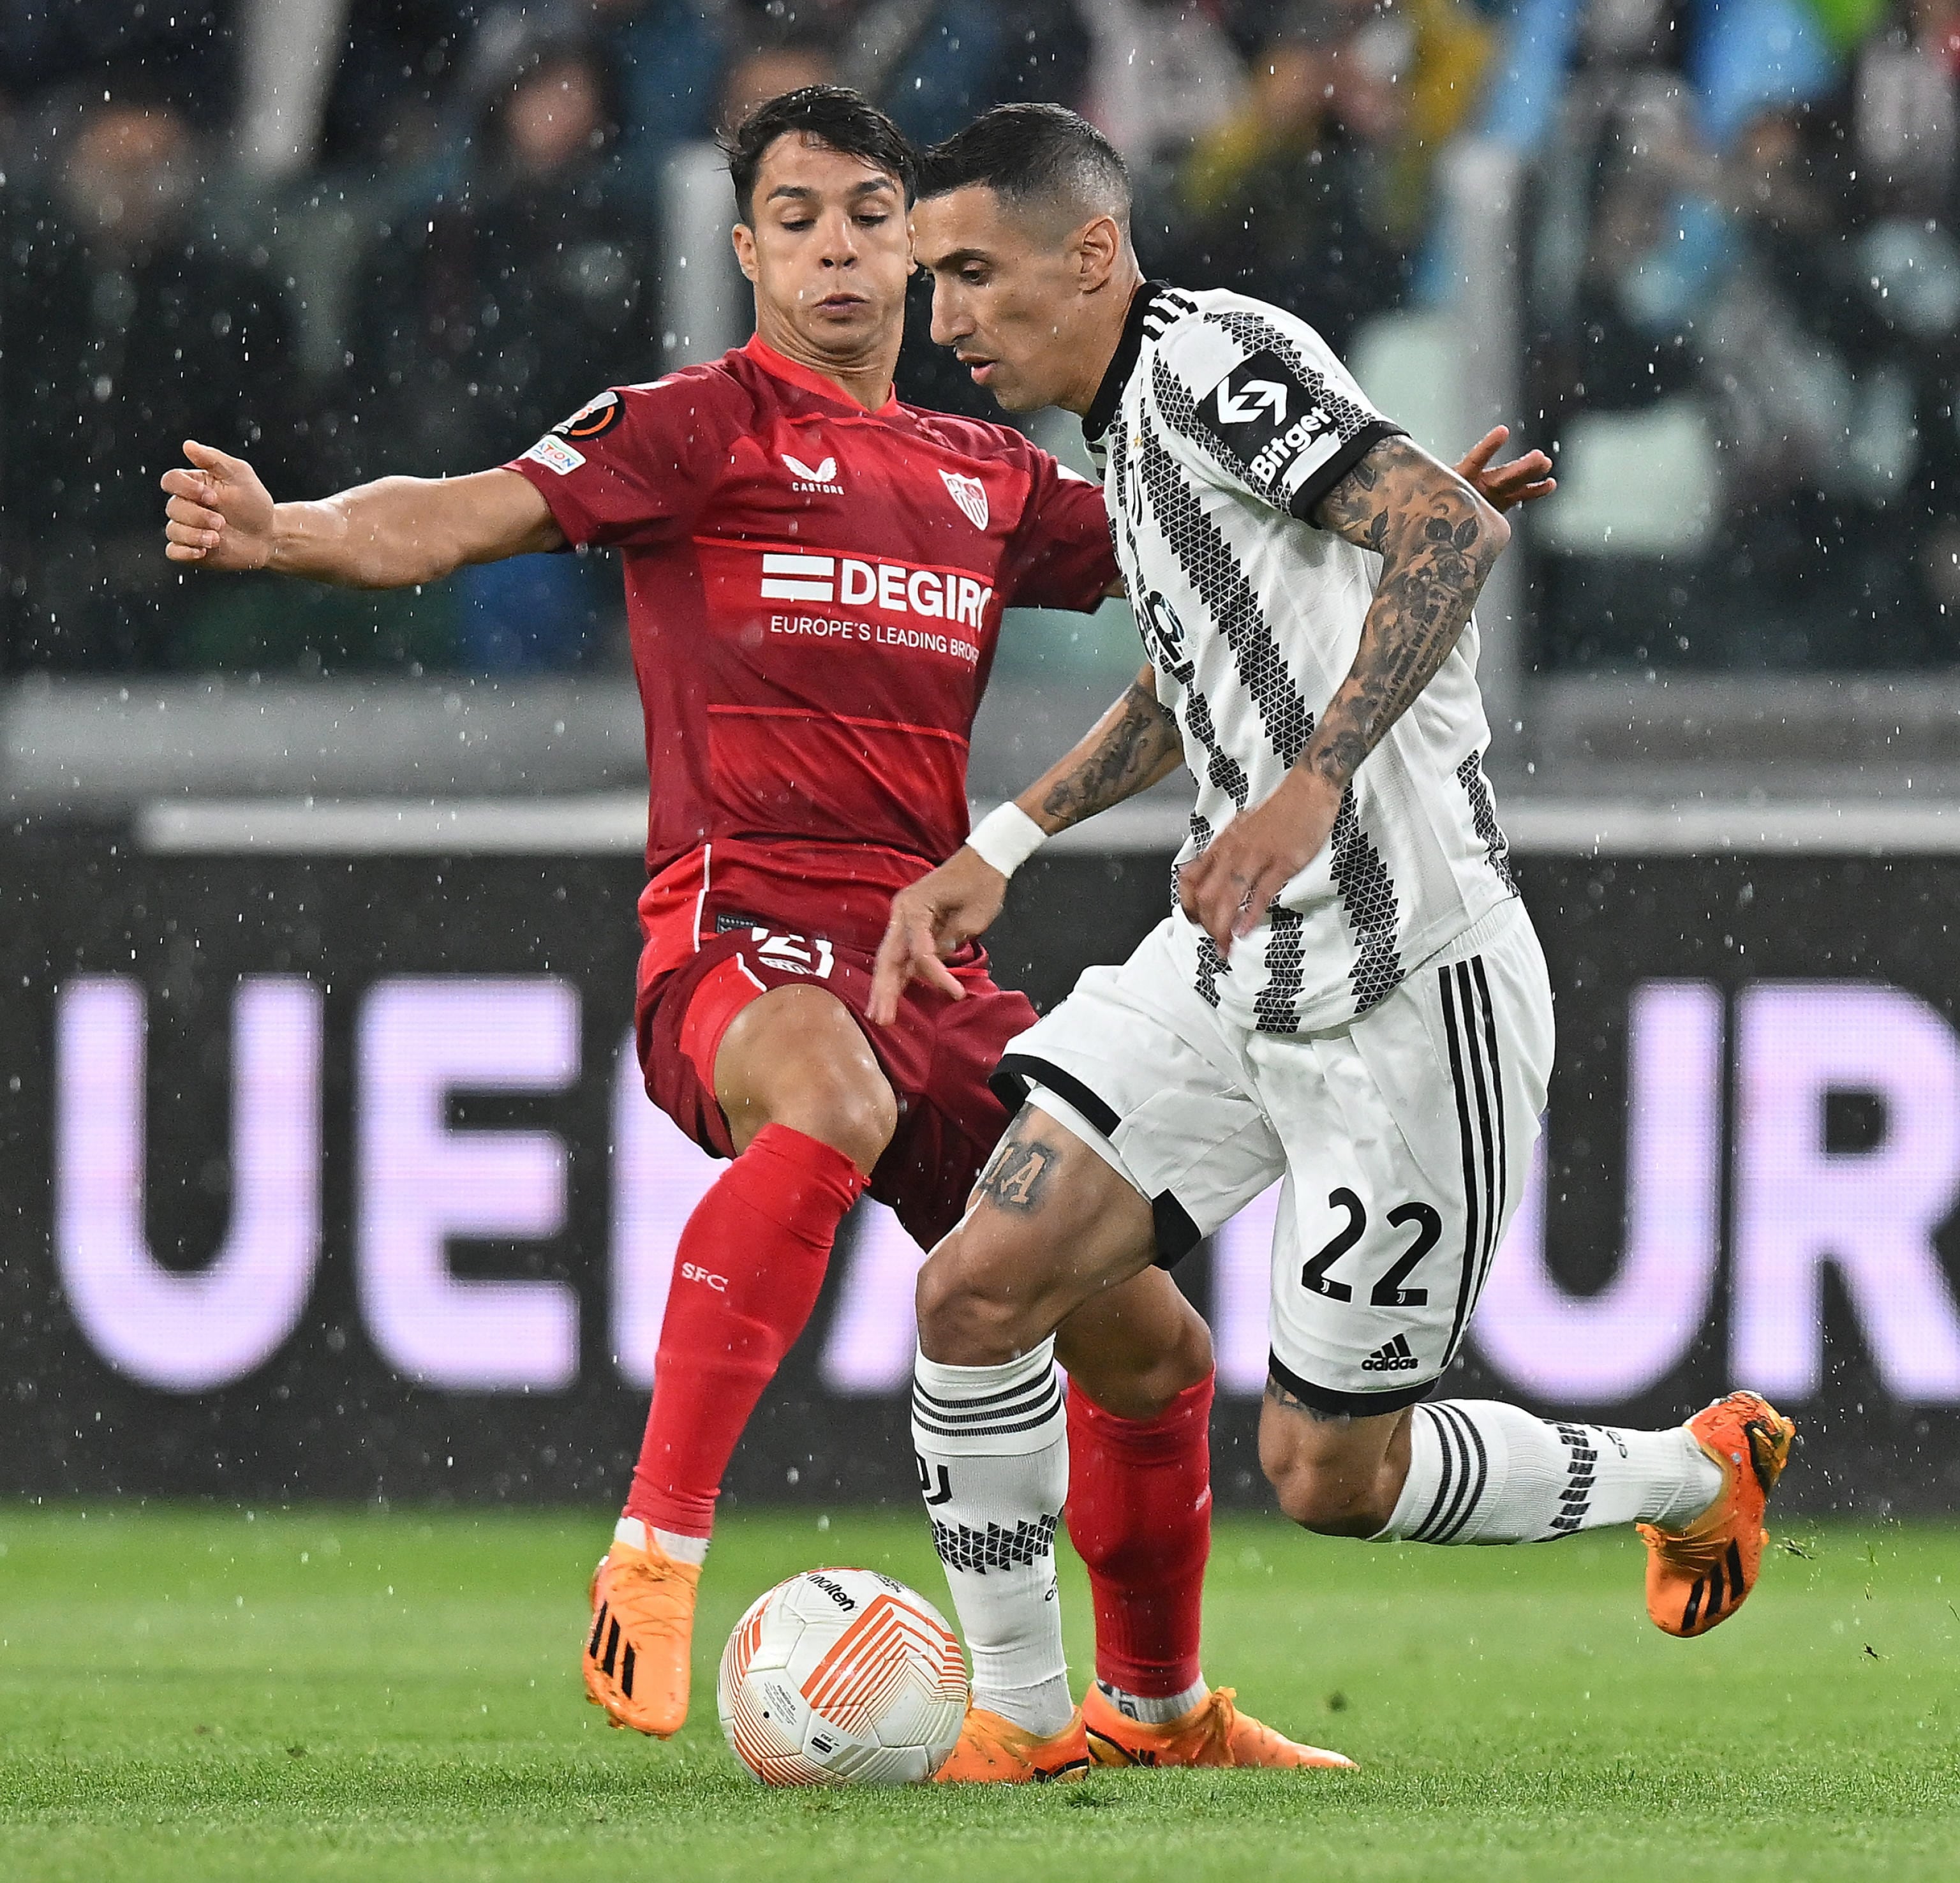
1178,435,1508,952
868,669,1184,1023
161,440,562,587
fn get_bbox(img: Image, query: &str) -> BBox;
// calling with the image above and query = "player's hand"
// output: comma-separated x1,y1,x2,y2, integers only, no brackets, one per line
1178,768,1342,956
868,847,1009,1026
1455,426,1555,514
161,440,276,570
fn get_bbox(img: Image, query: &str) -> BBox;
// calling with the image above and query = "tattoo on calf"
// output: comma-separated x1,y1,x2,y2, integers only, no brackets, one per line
976,1110,1063,1213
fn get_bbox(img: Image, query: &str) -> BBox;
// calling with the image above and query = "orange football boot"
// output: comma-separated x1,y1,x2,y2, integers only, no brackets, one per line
1638,1390,1796,1639
1081,1683,1356,1770
583,1522,702,1738
932,1706,1093,1783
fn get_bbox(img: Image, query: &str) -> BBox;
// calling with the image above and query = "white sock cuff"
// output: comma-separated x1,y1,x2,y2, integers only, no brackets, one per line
613,1516,709,1565
1096,1676,1210,1725
1634,1426,1726,1529
1374,1405,1440,1540
1375,1402,1518,1544
914,1339,1056,1399
912,1340,1062,1458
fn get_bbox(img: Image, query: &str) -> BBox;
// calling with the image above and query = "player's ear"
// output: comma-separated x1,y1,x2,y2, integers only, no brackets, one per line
1074,214,1121,292
731,220,759,285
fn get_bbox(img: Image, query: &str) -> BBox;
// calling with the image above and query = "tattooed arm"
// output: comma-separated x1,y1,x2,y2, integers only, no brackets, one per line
1303,436,1508,784
1031,665,1187,835
868,667,1185,1024
1177,437,1508,954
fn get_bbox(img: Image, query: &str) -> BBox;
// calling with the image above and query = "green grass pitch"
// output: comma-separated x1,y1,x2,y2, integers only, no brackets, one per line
1,1505,1955,1882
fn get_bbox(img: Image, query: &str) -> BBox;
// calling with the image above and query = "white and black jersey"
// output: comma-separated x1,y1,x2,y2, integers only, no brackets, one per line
1084,282,1518,1036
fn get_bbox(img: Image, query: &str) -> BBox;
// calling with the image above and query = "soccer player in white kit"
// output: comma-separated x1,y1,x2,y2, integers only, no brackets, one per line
872,105,1798,1780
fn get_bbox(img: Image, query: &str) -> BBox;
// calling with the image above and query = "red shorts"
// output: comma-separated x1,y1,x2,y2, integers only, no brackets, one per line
635,923,1036,1249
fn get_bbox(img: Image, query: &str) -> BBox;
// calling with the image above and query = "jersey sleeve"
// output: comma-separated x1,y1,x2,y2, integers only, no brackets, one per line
501,374,736,549
995,445,1118,611
1152,307,1406,525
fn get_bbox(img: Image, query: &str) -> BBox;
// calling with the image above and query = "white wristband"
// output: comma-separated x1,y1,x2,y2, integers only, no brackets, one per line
965,803,1049,878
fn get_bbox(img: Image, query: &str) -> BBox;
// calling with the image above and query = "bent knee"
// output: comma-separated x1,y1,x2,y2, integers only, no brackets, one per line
1164,1308,1215,1393
734,1059,896,1175
1116,1302,1215,1411
1259,1431,1400,1538
792,1071,898,1173
915,1241,1048,1367
1263,1457,1390,1537
716,986,898,1172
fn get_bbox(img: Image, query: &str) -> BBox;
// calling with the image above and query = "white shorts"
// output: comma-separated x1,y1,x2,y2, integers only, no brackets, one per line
996,900,1554,1415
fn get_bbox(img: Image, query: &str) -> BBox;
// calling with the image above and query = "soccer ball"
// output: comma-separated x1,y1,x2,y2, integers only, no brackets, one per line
717,1567,968,1785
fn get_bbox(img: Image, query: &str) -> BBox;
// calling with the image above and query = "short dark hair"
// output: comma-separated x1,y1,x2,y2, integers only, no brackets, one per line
917,103,1131,225
720,86,916,223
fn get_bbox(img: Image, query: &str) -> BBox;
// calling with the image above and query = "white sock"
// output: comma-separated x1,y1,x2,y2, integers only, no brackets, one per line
1375,1401,1723,1544
912,1341,1073,1736
1095,1676,1210,1725
613,1517,709,1566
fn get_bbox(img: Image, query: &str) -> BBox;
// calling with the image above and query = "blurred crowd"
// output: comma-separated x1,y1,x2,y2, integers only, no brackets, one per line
0,0,1955,676
1509,0,1960,669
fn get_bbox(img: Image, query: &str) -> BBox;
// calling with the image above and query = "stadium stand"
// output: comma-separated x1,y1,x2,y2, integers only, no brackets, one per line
0,0,1953,803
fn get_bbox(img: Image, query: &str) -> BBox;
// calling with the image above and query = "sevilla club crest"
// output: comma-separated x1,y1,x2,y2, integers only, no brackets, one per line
939,470,989,530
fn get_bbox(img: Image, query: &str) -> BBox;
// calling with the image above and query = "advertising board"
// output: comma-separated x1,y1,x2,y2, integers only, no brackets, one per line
4,832,1956,1513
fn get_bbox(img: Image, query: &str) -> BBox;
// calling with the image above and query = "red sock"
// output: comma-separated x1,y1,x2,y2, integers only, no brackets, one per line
1065,1372,1214,1699
625,1123,866,1539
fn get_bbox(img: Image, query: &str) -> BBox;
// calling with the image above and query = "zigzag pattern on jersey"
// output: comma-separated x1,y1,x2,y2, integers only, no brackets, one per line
1326,789,1406,1015
1141,586,1252,816
929,1514,1059,1574
1138,390,1309,766
1139,285,1201,341
1457,752,1517,893
1113,427,1241,1010
1132,412,1404,1020
1174,328,1457,1016
1132,417,1318,1024
1208,308,1383,440
1171,810,1228,1008
1253,907,1309,1031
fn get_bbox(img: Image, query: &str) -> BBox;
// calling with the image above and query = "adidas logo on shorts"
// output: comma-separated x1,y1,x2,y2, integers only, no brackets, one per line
1362,1333,1420,1374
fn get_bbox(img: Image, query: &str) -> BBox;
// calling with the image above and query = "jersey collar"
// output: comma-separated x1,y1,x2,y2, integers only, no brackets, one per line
743,332,900,414
1083,279,1174,447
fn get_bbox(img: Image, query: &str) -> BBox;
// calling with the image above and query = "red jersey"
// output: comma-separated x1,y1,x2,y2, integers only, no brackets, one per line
505,334,1115,984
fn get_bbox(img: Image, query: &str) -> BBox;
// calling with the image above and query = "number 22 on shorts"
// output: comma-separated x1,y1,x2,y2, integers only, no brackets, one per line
1300,1187,1444,1307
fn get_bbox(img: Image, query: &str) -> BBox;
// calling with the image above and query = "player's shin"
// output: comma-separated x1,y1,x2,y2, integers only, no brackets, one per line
1066,1374,1212,1720
625,1123,868,1550
912,1340,1073,1736
1371,1401,1723,1545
